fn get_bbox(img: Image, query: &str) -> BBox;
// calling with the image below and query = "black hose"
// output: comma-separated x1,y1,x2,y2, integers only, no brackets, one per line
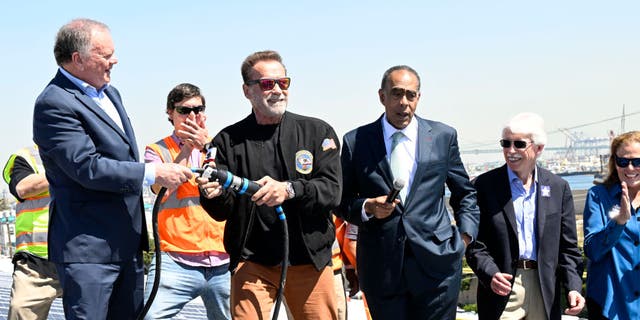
135,170,289,320
271,205,288,320
136,187,166,320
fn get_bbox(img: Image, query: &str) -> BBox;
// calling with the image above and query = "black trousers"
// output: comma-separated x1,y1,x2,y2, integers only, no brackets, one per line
586,297,609,320
365,246,460,320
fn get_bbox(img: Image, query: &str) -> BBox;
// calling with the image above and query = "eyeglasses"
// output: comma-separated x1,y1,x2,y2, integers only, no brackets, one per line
245,77,291,91
614,156,640,168
499,139,531,150
174,105,206,115
389,88,418,101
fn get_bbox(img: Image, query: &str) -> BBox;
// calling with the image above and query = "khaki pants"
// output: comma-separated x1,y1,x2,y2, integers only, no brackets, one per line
231,261,337,320
8,254,63,320
500,268,546,320
333,269,347,320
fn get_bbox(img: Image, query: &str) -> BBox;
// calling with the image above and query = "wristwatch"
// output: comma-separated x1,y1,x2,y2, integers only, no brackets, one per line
285,181,296,199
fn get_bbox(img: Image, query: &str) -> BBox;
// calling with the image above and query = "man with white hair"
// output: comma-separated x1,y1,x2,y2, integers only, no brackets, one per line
466,112,585,319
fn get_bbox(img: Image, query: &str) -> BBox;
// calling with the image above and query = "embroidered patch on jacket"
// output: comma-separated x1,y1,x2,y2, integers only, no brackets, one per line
541,185,551,197
321,138,337,151
295,150,313,174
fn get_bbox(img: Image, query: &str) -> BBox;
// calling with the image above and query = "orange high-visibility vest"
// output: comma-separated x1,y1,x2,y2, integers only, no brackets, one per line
332,215,346,271
147,137,225,253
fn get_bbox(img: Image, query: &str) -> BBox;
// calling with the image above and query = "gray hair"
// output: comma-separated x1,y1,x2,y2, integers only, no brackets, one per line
54,18,110,66
380,65,421,91
502,112,547,145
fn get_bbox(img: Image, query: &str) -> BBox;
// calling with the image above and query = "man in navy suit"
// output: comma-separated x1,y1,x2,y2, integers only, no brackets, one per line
466,112,585,319
32,18,192,320
338,65,480,319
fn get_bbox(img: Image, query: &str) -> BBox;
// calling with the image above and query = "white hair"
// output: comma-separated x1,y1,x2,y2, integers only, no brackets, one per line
502,112,547,145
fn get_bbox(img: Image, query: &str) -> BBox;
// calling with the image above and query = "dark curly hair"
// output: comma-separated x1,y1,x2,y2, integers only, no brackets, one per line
166,83,205,125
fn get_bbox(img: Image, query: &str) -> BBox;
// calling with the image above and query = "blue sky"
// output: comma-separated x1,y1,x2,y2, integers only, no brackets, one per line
1,1,638,193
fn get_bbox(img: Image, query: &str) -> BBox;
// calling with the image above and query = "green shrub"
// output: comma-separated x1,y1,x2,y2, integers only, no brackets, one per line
460,276,472,291
143,241,155,274
462,304,477,312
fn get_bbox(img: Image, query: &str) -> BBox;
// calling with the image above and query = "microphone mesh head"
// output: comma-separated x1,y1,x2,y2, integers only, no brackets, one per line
393,178,406,189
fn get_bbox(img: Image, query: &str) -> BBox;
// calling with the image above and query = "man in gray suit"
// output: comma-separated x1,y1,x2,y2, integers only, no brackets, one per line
338,65,479,319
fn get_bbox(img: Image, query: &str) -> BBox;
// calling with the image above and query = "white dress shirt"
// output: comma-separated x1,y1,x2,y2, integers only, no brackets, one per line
361,115,418,221
382,116,418,202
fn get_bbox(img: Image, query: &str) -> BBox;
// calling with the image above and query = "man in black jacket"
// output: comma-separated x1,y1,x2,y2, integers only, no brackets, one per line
198,50,341,320
466,112,584,319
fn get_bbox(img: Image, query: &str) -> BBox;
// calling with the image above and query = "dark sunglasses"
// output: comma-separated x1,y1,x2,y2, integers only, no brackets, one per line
389,88,418,101
245,77,291,91
615,156,640,168
174,105,206,115
499,139,531,149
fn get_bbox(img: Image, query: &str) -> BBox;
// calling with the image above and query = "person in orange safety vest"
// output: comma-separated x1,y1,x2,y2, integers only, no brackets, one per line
142,83,230,319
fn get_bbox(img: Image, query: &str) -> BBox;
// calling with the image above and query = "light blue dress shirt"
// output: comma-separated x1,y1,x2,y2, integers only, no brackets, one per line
59,68,123,131
507,167,538,261
59,67,109,99
59,68,155,185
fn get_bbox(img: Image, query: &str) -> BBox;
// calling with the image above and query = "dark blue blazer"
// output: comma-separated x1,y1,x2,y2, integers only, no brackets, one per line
466,165,583,320
338,115,479,296
33,70,148,263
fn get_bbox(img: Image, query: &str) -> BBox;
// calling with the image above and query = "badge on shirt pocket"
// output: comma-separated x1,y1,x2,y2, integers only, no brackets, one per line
295,150,313,174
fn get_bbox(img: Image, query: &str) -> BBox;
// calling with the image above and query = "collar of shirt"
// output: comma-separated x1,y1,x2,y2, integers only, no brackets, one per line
506,165,538,196
59,67,109,99
381,114,418,153
507,165,539,260
170,132,183,146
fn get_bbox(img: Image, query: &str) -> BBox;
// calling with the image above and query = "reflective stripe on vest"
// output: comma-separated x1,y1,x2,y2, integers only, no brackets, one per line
148,136,226,253
5,146,50,258
15,198,49,256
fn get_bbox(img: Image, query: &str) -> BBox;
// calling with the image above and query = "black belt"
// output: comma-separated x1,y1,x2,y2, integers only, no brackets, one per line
516,259,537,270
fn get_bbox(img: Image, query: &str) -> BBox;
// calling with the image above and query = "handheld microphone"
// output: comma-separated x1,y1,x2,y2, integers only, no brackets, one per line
192,166,261,196
386,178,406,203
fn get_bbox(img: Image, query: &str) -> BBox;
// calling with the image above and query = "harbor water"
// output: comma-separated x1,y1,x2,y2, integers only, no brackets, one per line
561,174,599,191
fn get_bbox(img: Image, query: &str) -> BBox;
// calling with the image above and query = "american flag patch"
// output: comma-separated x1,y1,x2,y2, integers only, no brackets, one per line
321,138,337,151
